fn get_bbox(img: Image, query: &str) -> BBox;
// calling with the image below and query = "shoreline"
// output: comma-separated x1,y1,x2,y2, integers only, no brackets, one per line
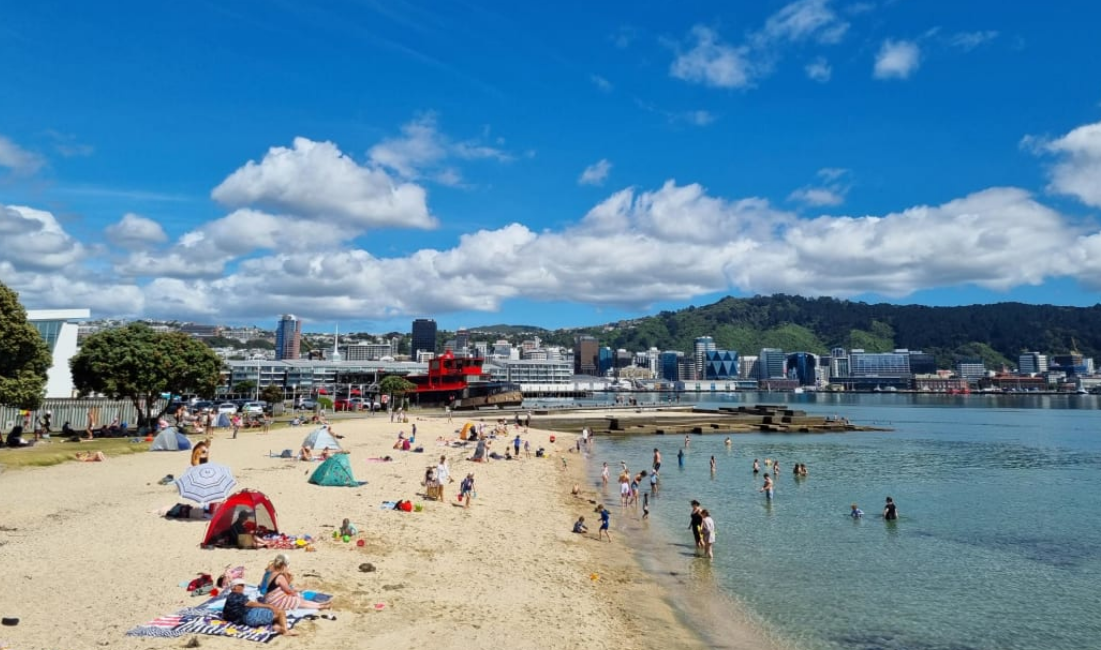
573,439,795,650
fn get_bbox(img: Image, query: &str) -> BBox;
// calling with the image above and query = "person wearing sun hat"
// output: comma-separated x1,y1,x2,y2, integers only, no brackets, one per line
222,579,297,636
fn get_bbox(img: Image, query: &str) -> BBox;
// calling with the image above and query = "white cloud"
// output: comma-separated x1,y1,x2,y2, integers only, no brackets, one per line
670,26,754,89
0,205,85,270
579,159,613,186
874,39,921,79
789,168,850,206
212,136,436,230
105,213,168,249
0,135,45,175
590,74,613,92
805,57,832,82
949,30,998,51
1027,121,1101,208
367,114,512,186
758,0,849,45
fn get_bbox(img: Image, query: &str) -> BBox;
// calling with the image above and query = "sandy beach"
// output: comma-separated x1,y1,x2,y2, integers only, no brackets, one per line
0,412,722,650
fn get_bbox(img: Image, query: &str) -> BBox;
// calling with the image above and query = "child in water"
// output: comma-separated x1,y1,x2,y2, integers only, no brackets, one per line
850,504,863,518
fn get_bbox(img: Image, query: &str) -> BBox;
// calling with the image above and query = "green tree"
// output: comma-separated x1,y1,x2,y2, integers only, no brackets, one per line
260,384,284,404
378,375,416,408
0,282,52,409
70,323,223,426
233,380,257,395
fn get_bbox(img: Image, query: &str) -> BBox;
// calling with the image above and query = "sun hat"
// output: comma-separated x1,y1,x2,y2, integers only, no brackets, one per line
231,579,247,587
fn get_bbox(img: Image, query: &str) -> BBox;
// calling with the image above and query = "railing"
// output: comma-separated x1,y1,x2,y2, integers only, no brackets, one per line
1,397,167,433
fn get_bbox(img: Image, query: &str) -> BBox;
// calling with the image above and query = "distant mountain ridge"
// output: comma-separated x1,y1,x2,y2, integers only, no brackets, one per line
524,295,1101,369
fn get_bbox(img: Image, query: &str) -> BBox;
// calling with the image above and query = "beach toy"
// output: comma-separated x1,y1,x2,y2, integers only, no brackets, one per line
589,573,599,581
414,503,423,512
333,531,339,539
296,538,306,547
357,539,365,547
342,535,351,543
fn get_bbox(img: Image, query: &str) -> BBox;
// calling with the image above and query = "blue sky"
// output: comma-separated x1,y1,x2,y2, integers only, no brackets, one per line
2,1,1100,334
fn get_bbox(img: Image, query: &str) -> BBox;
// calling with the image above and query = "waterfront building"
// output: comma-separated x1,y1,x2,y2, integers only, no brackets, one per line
849,349,911,376
830,347,850,377
785,352,818,385
907,351,937,375
1018,352,1048,375
344,342,395,361
574,335,599,376
704,350,739,380
694,336,716,380
411,318,437,358
740,355,759,379
274,314,302,360
493,359,573,384
26,308,91,398
956,359,986,378
1049,353,1090,377
598,346,614,376
659,351,683,382
758,348,787,380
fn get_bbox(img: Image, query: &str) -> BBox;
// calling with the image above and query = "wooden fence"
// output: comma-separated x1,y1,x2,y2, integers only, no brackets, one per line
1,398,167,434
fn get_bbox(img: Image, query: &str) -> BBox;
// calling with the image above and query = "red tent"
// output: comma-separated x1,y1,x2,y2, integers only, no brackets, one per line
201,489,279,547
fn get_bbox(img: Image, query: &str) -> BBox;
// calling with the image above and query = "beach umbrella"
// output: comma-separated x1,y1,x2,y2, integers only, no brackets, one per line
175,463,237,504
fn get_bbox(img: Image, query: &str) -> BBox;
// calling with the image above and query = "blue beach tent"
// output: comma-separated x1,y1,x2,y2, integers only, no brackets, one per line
150,426,192,451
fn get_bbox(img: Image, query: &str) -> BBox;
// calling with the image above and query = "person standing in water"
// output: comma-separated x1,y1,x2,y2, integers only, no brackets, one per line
684,435,690,448
883,497,898,520
652,448,662,472
677,448,685,467
724,437,732,448
753,459,760,474
710,456,716,474
760,473,774,500
601,461,609,487
689,500,704,549
700,509,716,559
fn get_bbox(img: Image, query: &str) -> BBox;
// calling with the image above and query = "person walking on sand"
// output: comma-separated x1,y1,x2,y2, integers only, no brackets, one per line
689,500,704,549
460,473,475,509
598,505,611,541
514,434,522,458
700,509,716,559
761,473,774,500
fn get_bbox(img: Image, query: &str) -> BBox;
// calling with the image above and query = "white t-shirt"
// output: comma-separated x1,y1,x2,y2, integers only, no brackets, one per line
701,516,716,543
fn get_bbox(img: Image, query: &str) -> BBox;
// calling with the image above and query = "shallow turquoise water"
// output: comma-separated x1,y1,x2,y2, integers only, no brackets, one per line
588,394,1101,650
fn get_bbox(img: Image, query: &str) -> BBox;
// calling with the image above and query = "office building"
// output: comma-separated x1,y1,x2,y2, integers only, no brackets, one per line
704,350,739,380
411,319,437,358
694,336,716,380
574,336,599,376
274,314,301,360
26,308,91,398
758,348,787,379
785,352,818,385
1018,352,1048,376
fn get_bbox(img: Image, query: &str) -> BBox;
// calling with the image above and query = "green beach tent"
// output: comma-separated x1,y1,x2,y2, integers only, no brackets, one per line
308,453,363,487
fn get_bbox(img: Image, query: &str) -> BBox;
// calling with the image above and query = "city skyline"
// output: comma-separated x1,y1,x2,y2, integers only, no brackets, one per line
3,2,1101,333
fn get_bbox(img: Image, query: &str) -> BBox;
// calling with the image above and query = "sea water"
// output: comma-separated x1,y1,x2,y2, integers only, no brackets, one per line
586,394,1101,650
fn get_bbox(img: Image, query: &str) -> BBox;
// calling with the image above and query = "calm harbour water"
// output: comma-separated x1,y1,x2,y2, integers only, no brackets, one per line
581,393,1101,650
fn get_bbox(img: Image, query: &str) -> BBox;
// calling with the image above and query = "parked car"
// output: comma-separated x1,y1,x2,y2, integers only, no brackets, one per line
241,401,266,414
215,403,239,416
297,398,319,410
334,397,354,412
191,400,214,413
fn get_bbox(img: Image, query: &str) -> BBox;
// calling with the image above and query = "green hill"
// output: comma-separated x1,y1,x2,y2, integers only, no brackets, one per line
537,295,1101,369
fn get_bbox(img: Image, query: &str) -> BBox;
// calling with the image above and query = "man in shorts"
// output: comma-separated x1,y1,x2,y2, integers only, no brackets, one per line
222,580,296,636
598,505,611,541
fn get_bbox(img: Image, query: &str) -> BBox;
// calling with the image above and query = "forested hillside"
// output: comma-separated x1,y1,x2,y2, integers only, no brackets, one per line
531,295,1101,369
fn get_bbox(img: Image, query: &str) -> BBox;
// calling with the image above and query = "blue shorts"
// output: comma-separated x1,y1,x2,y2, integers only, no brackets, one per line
243,607,275,627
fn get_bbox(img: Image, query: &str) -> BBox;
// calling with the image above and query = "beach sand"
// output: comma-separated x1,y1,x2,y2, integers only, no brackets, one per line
0,413,733,650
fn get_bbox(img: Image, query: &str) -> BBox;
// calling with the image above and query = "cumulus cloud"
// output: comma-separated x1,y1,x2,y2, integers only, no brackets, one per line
874,39,921,79
671,2,848,90
590,74,613,92
805,57,832,82
105,213,168,249
1025,121,1101,208
579,159,612,186
670,26,753,89
789,168,850,207
0,135,46,175
212,136,436,229
0,205,85,270
367,114,512,185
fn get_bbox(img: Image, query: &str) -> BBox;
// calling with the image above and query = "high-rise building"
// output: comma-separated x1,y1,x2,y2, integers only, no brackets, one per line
758,348,787,379
694,336,716,380
574,336,599,375
659,351,683,382
1018,352,1048,376
275,314,302,360
785,352,817,385
411,319,437,358
704,350,739,380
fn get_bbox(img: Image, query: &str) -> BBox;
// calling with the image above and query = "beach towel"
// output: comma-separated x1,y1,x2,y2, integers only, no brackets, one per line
125,586,327,643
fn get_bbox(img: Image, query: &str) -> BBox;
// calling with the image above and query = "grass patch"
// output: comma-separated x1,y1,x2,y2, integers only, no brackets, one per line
0,437,148,469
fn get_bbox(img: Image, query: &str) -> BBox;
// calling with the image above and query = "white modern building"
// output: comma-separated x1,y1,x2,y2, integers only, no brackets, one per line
27,309,91,398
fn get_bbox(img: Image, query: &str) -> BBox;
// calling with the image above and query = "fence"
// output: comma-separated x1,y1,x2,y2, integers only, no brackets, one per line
0,398,168,433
